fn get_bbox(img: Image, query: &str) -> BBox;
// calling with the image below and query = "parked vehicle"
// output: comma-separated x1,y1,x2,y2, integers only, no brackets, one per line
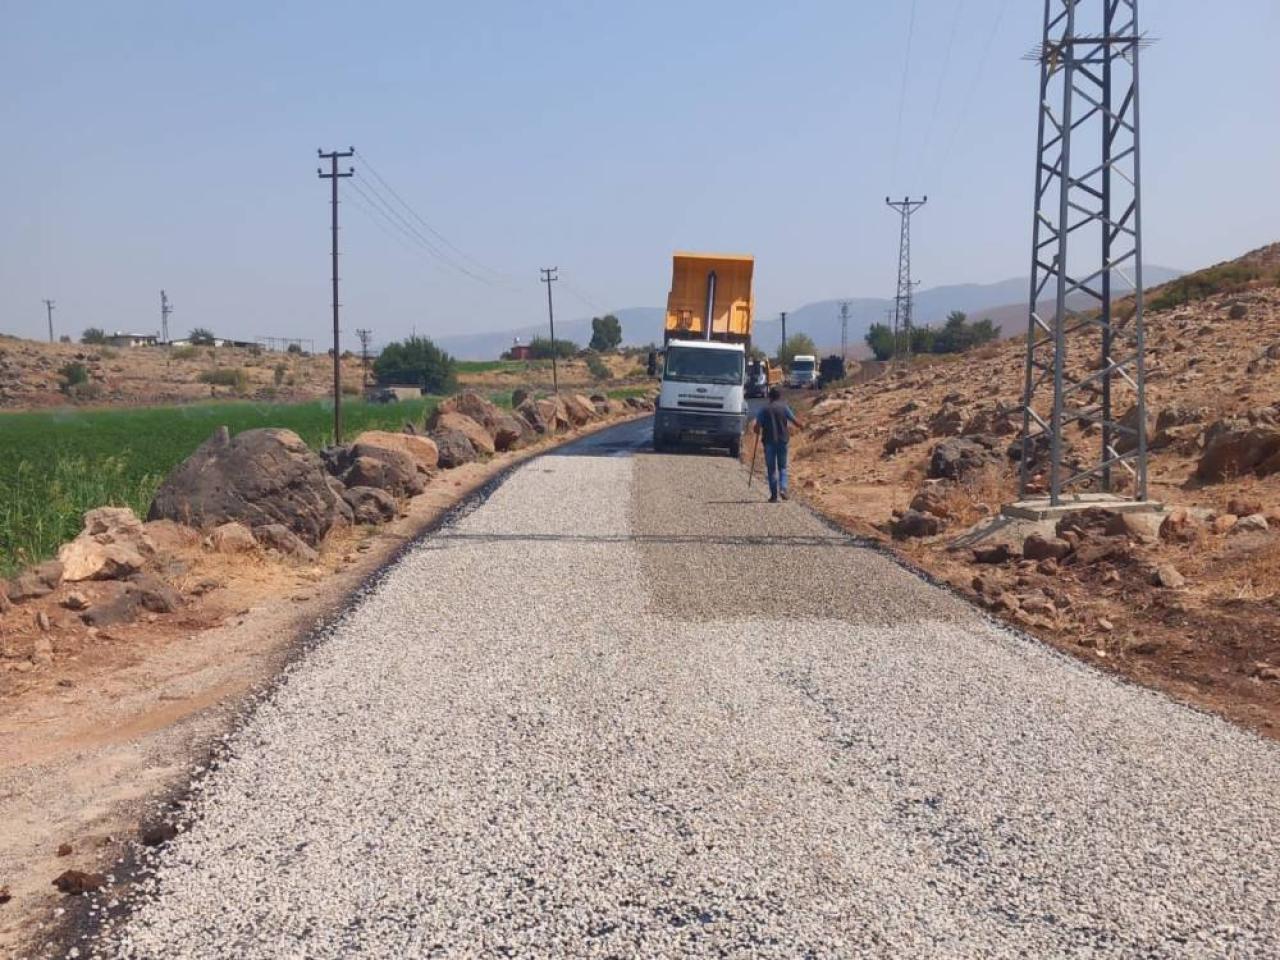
653,252,754,456
788,354,818,389
745,357,782,398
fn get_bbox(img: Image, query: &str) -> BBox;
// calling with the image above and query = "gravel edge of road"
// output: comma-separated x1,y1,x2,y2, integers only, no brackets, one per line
786,482,1280,749
34,414,651,960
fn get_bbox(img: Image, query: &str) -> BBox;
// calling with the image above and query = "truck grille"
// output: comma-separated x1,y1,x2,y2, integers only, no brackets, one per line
676,396,724,410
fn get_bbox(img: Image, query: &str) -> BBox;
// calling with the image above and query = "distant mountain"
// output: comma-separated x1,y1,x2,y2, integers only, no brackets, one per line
781,265,1184,355
435,307,664,360
434,267,1182,360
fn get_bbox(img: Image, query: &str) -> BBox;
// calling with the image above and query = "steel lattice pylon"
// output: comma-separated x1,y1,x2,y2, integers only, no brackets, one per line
887,196,926,363
1019,0,1149,504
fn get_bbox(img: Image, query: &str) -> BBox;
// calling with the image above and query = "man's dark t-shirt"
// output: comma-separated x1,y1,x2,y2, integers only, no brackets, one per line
755,400,797,446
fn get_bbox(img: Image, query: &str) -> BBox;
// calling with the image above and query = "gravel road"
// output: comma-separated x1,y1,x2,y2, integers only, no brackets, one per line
86,419,1280,958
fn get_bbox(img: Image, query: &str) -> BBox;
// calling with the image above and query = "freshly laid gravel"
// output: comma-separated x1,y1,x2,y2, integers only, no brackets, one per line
87,431,1280,957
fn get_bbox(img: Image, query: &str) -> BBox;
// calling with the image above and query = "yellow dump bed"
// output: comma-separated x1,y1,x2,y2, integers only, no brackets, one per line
664,252,754,344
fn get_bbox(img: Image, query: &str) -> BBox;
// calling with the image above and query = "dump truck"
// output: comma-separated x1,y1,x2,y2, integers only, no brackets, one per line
654,252,756,456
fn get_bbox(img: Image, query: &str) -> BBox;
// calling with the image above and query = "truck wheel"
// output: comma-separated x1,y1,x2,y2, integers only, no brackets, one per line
728,438,741,459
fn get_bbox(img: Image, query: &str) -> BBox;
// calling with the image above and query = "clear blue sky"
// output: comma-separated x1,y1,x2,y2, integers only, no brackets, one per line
2,1,1277,348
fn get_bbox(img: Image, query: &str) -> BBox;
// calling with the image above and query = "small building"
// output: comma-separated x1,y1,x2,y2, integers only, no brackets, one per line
508,338,533,361
107,331,160,348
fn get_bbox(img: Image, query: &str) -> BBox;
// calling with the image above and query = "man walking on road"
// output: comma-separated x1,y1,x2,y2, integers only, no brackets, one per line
753,386,804,503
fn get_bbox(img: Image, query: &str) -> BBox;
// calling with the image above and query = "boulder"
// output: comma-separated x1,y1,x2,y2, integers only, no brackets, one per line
884,426,928,456
340,446,426,499
1155,404,1207,434
973,543,1015,564
1022,533,1073,562
490,412,531,452
891,510,941,539
342,486,398,525
81,574,181,627
1103,511,1162,541
963,405,1019,437
351,430,439,472
1195,420,1280,481
254,523,320,562
908,488,951,519
1151,564,1186,589
148,427,347,546
927,437,1001,481
6,561,64,603
928,405,965,437
428,427,478,469
58,507,155,582
429,412,495,456
1234,513,1271,534
209,521,258,554
1159,508,1201,544
1227,497,1262,517
511,387,534,409
436,391,505,431
1212,514,1238,534
1114,404,1153,455
562,394,598,426
516,398,550,435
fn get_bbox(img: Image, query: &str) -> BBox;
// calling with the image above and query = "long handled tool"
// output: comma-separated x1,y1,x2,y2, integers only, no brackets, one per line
748,431,760,488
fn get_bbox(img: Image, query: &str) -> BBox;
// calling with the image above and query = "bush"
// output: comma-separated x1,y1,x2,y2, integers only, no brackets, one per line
373,336,457,394
273,363,288,386
171,346,200,361
58,335,72,344
528,337,578,360
58,362,90,394
586,354,611,381
286,343,303,355
589,315,623,352
189,328,217,346
81,327,107,345
198,367,249,392
341,383,361,396
1148,262,1277,312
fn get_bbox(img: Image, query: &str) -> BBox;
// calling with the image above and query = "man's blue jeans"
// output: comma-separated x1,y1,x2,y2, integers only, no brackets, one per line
764,441,788,498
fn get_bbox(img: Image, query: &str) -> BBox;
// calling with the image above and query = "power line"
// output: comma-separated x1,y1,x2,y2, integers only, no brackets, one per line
917,0,966,181
937,0,1012,165
559,276,608,315
890,0,919,183
352,149,514,286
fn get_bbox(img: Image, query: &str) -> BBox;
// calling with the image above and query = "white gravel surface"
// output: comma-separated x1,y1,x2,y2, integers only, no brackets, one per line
84,437,1280,958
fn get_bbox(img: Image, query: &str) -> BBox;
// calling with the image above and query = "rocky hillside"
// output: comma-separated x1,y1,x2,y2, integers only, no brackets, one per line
785,243,1280,737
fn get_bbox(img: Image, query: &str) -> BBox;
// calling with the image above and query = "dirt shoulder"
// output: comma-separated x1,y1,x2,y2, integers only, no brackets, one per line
775,277,1280,743
0,408,647,957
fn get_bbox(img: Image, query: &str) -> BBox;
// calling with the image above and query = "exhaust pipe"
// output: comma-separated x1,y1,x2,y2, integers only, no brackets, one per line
704,271,717,341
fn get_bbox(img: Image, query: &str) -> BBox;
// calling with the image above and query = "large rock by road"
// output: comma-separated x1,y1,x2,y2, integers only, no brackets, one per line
428,411,495,456
1195,419,1280,481
148,427,349,546
351,430,439,472
429,427,479,469
57,506,155,581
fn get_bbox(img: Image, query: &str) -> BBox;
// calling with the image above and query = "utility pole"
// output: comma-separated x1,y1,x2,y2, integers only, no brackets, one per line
779,311,787,362
318,147,354,443
838,301,851,360
356,328,373,391
43,299,55,343
160,290,172,344
540,267,559,394
1018,0,1148,506
885,195,927,364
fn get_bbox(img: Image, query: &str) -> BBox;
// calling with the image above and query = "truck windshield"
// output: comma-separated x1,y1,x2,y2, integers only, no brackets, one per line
664,347,744,385
792,359,815,373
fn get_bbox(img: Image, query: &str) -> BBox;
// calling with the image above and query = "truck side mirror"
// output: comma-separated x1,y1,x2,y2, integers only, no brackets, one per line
646,351,657,377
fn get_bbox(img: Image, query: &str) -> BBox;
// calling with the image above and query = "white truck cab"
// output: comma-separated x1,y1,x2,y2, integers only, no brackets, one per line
788,354,818,389
653,339,747,457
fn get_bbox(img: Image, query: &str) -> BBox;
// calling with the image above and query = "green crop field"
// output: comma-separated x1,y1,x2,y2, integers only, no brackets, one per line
0,397,434,576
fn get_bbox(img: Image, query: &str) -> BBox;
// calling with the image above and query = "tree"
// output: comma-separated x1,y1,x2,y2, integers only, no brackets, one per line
528,336,578,360
189,328,216,346
864,323,894,361
589,314,623,352
777,333,818,368
81,327,107,345
586,353,611,381
373,336,457,394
